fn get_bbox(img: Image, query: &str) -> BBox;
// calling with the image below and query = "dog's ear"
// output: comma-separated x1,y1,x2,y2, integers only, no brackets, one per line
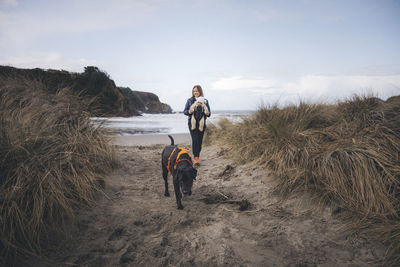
192,168,197,179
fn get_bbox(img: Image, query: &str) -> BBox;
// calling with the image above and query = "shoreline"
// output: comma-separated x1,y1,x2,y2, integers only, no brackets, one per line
110,133,191,146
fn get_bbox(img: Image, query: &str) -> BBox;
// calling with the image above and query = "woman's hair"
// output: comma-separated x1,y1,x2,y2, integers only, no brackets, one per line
192,85,204,98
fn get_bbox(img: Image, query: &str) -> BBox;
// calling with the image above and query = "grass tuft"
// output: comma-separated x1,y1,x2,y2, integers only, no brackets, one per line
206,95,400,264
0,75,119,262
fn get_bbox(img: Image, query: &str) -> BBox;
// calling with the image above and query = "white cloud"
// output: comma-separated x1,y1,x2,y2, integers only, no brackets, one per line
287,75,400,101
211,74,400,107
0,52,99,72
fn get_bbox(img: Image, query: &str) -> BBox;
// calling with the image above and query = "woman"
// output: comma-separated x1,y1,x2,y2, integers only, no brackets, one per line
183,85,211,165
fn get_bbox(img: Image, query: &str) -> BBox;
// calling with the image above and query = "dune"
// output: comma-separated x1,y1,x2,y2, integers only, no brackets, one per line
27,141,385,266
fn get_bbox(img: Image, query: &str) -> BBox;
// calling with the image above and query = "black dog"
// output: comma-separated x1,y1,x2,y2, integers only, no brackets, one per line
162,135,197,209
194,105,204,123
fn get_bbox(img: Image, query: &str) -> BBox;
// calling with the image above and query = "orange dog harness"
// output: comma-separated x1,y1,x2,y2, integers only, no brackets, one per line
167,147,192,174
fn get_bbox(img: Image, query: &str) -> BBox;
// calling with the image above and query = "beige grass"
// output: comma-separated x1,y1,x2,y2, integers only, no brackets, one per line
205,95,400,265
0,76,119,261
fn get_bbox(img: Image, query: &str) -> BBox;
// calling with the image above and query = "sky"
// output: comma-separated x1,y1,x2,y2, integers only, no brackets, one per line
1,0,400,111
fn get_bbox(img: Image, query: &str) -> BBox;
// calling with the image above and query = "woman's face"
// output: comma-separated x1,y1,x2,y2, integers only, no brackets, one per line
193,88,200,98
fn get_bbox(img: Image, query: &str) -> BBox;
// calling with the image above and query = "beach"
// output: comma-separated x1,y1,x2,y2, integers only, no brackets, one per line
93,110,252,137
30,135,385,266
111,133,191,146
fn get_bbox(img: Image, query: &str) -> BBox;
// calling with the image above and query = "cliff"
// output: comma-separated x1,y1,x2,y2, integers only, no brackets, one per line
0,65,172,116
118,87,173,114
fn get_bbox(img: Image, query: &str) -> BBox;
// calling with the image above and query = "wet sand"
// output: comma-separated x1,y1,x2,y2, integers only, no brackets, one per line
111,133,191,146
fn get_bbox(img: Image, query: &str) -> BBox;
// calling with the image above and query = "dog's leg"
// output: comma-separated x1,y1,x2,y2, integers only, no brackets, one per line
191,116,196,130
199,116,204,131
173,175,183,210
162,165,170,197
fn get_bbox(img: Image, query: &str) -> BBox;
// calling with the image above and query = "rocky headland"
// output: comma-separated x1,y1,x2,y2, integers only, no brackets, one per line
0,65,172,117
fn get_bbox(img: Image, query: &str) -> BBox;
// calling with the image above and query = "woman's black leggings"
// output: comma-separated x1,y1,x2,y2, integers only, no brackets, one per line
189,128,205,157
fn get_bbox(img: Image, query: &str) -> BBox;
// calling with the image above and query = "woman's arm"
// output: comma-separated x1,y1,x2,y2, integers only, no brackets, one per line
183,98,193,116
205,100,211,117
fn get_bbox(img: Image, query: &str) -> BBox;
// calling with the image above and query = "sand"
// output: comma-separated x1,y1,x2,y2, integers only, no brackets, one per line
111,133,191,146
30,134,386,266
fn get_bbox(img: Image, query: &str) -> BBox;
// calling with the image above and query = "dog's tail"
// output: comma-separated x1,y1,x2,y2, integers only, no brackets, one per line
168,135,174,146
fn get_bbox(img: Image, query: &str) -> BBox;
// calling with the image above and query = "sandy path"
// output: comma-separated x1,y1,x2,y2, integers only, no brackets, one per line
32,140,385,266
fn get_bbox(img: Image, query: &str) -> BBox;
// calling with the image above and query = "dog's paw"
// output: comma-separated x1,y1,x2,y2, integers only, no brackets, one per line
177,205,184,210
164,192,170,197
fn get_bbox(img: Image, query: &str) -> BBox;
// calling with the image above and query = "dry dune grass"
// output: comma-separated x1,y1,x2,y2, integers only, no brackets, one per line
205,95,400,264
0,76,119,262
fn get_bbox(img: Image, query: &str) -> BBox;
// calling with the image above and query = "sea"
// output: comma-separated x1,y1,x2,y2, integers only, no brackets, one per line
91,110,254,136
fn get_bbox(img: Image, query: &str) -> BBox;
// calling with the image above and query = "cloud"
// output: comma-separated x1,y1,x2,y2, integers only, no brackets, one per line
211,74,400,106
286,75,400,101
0,0,170,51
1,0,17,8
250,8,279,22
211,76,281,91
0,52,99,72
